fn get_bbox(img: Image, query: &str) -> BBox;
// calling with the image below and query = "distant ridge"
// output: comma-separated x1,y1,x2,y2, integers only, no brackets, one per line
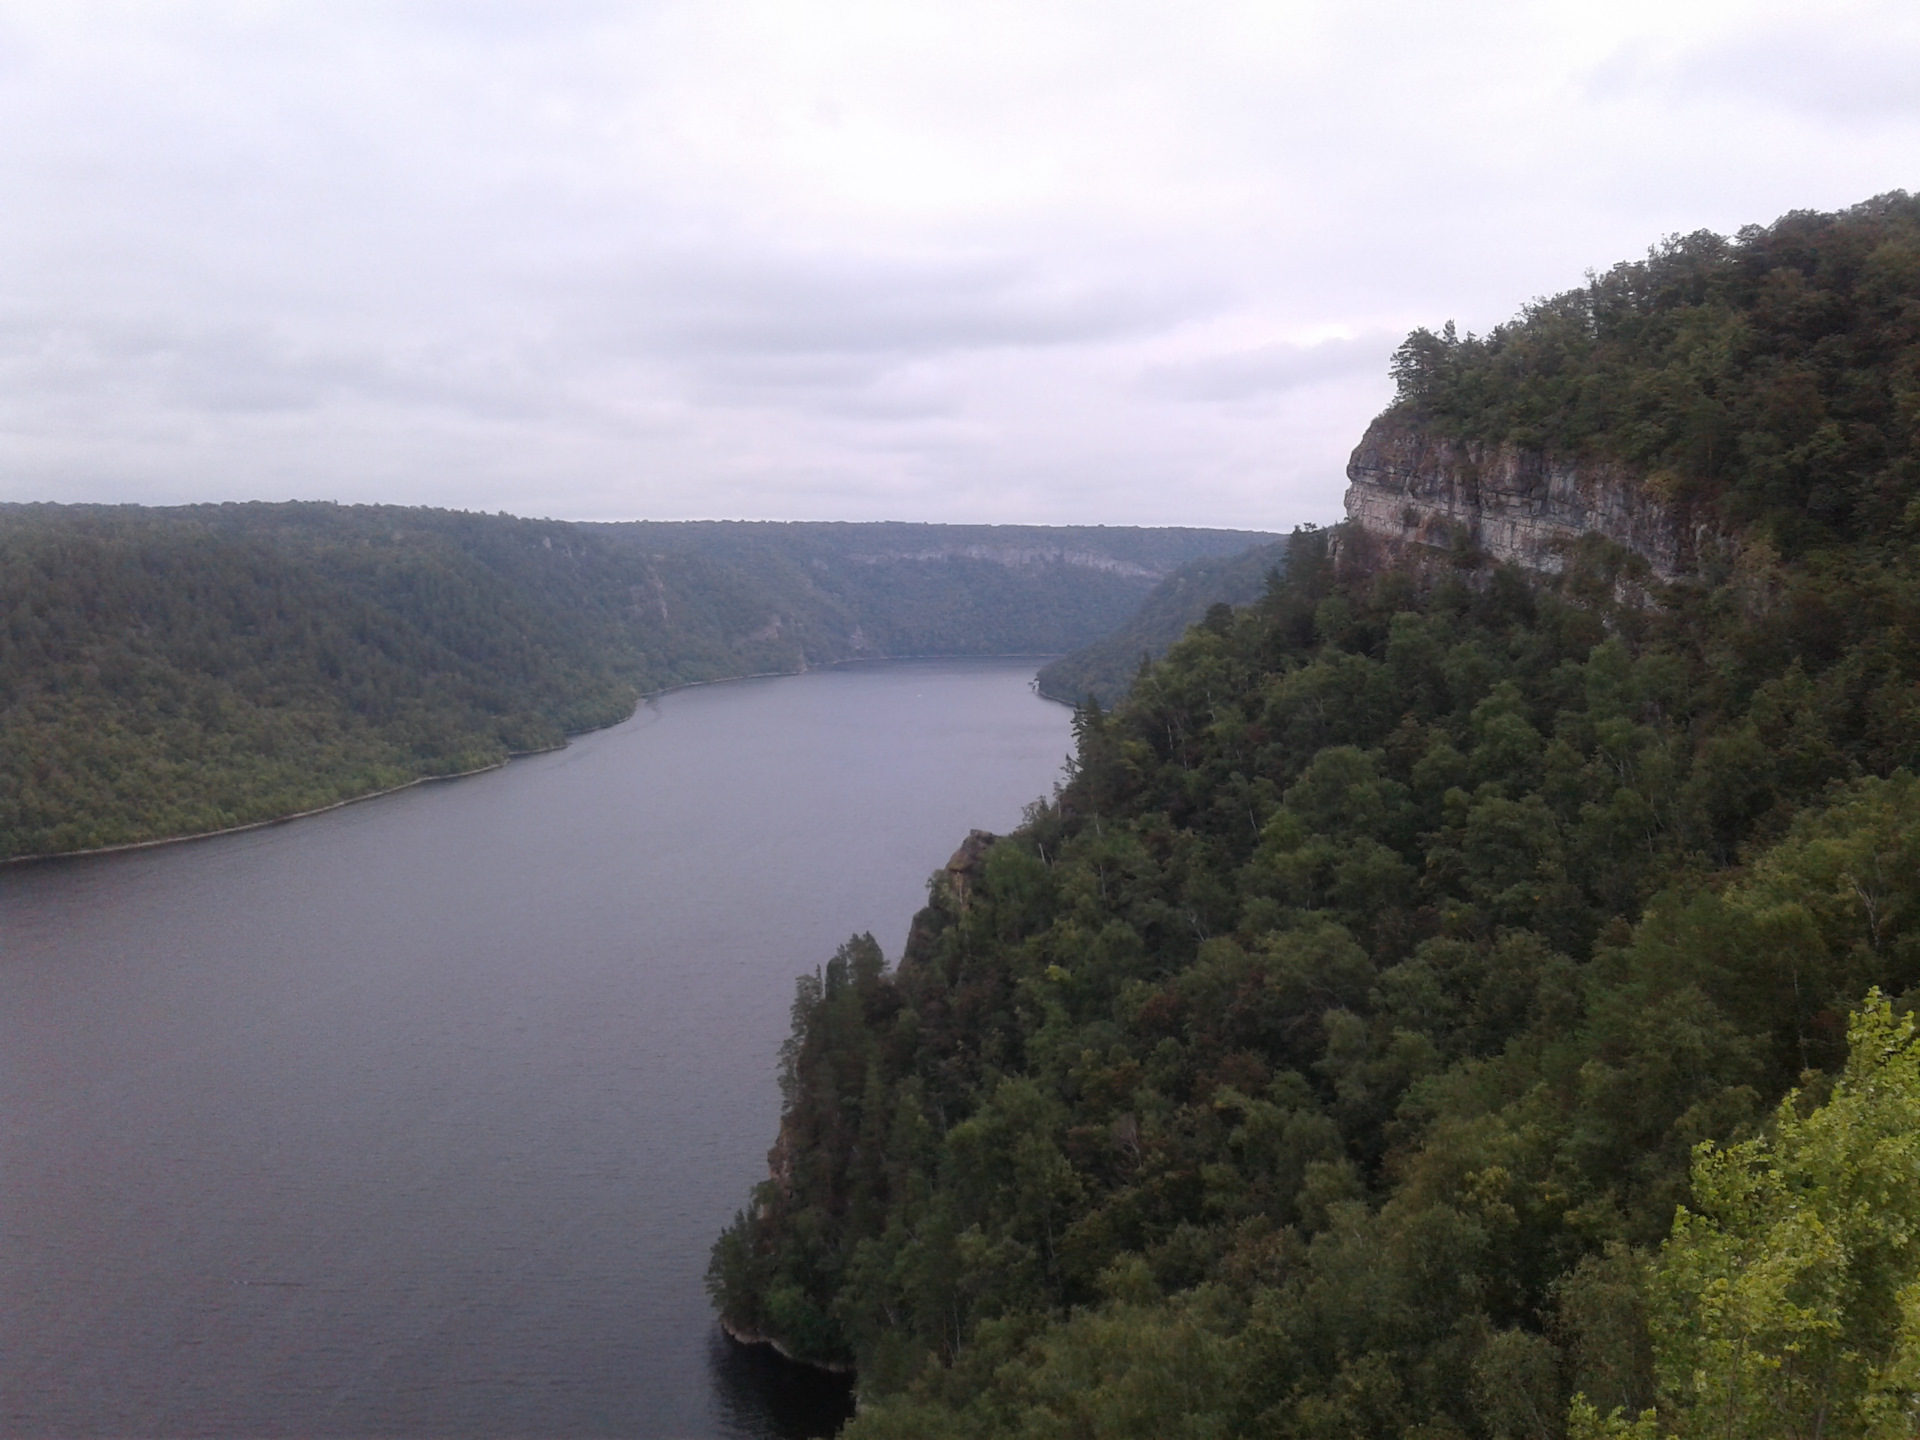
0,503,1273,859
1035,538,1290,706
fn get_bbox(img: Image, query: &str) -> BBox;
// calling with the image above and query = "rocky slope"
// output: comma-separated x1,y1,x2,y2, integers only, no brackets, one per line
1342,409,1704,578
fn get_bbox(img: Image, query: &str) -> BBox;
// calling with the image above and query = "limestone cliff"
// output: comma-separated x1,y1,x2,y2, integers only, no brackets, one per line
1342,410,1704,579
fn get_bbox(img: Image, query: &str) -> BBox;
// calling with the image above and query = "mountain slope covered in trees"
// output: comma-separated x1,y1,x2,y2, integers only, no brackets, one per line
709,193,1920,1438
1035,540,1289,707
0,506,1266,859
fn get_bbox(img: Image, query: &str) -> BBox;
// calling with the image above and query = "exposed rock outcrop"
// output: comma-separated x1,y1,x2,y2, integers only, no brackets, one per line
901,829,998,967
938,829,998,909
849,546,1159,578
1343,411,1707,579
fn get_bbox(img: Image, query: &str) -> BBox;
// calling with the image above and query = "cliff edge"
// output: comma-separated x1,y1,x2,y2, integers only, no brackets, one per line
1342,410,1703,579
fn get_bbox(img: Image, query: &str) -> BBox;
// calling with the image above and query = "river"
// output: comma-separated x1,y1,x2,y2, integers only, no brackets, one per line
0,658,1074,1438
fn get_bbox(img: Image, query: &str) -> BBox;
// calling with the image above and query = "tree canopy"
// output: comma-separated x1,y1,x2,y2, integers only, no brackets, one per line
0,505,1266,859
711,195,1920,1439
1389,191,1920,557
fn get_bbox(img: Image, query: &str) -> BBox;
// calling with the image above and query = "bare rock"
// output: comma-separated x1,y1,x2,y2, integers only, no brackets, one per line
1343,411,1715,580
940,829,998,909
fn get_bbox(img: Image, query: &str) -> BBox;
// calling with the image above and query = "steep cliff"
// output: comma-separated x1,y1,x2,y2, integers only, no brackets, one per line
1346,192,1920,573
1342,409,1701,579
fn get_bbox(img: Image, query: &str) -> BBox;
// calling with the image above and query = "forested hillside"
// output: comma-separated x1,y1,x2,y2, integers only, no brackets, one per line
710,193,1920,1438
0,506,1265,860
1036,540,1289,707
1390,193,1920,555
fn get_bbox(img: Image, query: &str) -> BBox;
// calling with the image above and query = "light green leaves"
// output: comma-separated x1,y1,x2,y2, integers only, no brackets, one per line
1582,993,1920,1440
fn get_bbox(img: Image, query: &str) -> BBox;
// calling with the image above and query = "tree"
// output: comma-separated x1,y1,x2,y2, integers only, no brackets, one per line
1575,993,1920,1439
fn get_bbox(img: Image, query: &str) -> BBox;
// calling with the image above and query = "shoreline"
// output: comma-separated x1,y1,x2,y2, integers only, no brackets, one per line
716,1317,856,1377
3,652,1066,868
0,754,551,868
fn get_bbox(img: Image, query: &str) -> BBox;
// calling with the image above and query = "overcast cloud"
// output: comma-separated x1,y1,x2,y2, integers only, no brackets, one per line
1,0,1914,528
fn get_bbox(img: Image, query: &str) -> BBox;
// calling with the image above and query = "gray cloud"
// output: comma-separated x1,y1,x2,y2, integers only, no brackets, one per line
1141,334,1399,403
0,313,562,424
569,244,1209,365
1593,15,1920,122
0,1,1914,529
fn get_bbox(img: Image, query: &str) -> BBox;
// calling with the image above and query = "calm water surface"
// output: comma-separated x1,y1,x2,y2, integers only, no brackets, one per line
0,659,1073,1438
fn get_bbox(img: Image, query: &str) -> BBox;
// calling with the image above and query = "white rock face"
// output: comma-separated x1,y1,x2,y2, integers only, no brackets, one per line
1343,413,1695,579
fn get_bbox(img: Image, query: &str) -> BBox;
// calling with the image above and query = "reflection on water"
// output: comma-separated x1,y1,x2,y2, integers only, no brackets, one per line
709,1330,857,1439
0,659,1070,1438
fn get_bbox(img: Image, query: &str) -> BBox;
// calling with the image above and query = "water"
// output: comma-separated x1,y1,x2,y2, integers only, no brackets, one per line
0,659,1073,1439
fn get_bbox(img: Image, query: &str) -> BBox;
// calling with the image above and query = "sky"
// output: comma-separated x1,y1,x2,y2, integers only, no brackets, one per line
1,1,1915,531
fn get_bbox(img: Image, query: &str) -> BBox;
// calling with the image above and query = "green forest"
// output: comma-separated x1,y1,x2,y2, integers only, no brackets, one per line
1037,540,1289,708
0,509,1265,860
709,193,1920,1438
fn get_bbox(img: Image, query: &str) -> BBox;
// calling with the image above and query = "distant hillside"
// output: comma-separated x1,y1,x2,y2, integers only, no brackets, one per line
1035,539,1290,706
0,504,1268,860
597,519,1271,661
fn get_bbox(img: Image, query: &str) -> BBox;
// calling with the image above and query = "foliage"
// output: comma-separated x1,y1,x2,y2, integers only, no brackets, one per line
1389,192,1920,556
711,194,1920,1438
1579,995,1920,1440
0,505,1266,859
1037,541,1289,707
